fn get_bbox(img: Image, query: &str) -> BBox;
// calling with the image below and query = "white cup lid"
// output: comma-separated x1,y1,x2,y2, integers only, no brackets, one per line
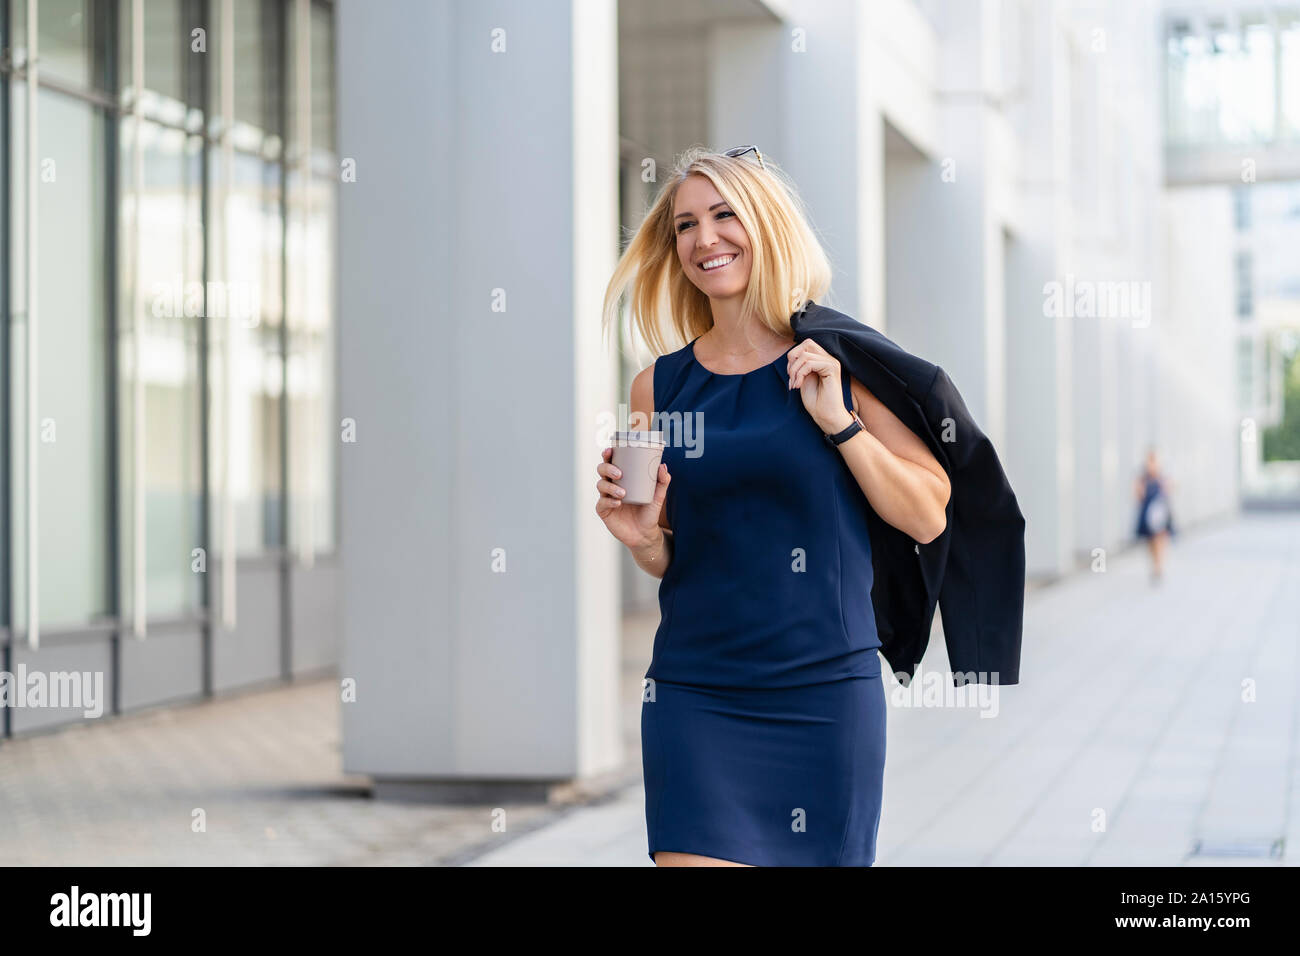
612,430,664,445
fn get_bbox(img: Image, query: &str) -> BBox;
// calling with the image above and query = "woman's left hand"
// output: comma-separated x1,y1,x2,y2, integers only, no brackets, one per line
786,340,855,435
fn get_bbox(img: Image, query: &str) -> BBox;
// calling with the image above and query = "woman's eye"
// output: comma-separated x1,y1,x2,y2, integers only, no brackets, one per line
677,210,733,234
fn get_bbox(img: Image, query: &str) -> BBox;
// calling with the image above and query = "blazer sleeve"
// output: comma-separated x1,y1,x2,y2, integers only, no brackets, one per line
922,366,1026,685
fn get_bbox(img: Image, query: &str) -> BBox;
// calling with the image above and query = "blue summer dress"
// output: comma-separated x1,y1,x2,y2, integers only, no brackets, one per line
641,332,887,866
1135,472,1175,538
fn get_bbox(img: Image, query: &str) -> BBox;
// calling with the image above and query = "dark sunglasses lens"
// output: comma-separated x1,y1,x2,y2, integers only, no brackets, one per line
724,146,763,168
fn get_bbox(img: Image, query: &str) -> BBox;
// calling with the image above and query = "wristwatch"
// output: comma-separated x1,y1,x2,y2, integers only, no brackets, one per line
823,409,864,446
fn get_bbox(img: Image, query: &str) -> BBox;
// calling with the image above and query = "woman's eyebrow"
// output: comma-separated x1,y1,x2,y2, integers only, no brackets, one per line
674,202,729,220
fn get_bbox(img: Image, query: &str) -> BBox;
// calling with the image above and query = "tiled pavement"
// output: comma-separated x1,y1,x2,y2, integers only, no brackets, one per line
0,678,577,866
2,512,1297,866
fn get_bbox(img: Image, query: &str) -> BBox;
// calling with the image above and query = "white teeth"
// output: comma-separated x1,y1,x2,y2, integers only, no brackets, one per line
701,254,736,271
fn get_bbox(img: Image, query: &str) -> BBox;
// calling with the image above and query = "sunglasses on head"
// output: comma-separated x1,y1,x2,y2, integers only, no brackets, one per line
723,144,765,169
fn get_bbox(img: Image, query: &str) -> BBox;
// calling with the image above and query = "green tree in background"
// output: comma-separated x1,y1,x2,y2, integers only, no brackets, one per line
1262,344,1300,461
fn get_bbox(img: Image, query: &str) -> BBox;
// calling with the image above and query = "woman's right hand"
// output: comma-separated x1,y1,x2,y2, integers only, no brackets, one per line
594,446,671,549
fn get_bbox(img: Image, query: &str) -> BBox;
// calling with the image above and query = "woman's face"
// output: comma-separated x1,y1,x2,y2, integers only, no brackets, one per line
673,174,751,300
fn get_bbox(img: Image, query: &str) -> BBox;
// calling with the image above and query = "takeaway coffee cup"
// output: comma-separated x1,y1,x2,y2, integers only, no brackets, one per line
610,431,666,505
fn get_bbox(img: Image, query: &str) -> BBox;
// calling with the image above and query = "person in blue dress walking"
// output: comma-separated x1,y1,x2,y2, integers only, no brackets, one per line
593,146,951,867
1134,446,1176,585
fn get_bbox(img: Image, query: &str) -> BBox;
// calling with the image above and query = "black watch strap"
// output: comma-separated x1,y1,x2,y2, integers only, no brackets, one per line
824,410,864,446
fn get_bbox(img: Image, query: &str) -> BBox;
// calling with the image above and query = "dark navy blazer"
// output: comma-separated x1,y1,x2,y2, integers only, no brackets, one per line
790,300,1026,686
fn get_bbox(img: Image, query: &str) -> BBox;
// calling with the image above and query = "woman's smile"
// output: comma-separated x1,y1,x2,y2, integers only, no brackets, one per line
699,252,738,273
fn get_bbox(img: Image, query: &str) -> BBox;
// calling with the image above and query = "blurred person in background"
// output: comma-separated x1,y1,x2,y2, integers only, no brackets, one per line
1134,446,1176,585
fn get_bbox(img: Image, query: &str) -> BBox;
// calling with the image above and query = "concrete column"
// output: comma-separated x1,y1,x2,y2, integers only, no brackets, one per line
707,20,786,157
710,0,995,342
708,0,883,328
1005,0,1075,579
336,0,622,791
885,0,1000,427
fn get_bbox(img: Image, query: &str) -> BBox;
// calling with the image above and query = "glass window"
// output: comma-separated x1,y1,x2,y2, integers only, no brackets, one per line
1237,337,1254,409
4,0,338,635
311,0,335,164
1282,15,1300,142
1165,13,1280,146
0,72,7,627
1233,186,1251,231
10,88,111,629
209,147,284,558
207,0,284,154
204,0,288,561
235,0,284,145
286,0,335,171
286,174,336,555
14,0,116,94
119,0,205,129
119,120,204,618
286,0,337,556
1236,250,1254,318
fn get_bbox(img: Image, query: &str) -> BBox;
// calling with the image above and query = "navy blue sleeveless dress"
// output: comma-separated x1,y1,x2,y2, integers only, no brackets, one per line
642,333,887,866
1135,473,1175,538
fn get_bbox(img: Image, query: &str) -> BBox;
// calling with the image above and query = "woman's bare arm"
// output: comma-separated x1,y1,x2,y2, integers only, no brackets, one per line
832,374,951,544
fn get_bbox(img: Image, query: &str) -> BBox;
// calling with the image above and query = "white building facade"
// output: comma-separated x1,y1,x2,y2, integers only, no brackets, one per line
338,0,1242,786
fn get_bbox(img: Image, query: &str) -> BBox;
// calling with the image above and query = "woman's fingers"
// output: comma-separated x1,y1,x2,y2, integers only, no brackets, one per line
788,352,817,383
595,448,626,524
651,464,671,502
788,353,835,389
596,477,626,499
595,449,668,529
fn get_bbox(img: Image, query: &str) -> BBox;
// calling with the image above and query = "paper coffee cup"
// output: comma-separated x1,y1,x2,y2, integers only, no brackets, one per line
610,431,665,505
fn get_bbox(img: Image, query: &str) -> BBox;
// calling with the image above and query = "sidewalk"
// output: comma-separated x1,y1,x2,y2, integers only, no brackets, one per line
2,512,1296,866
0,675,571,866
472,512,1300,866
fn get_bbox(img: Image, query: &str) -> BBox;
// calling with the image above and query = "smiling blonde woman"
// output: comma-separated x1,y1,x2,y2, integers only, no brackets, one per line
595,145,950,867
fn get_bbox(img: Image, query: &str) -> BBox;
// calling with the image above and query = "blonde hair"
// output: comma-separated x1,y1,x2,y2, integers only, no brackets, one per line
601,145,833,359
